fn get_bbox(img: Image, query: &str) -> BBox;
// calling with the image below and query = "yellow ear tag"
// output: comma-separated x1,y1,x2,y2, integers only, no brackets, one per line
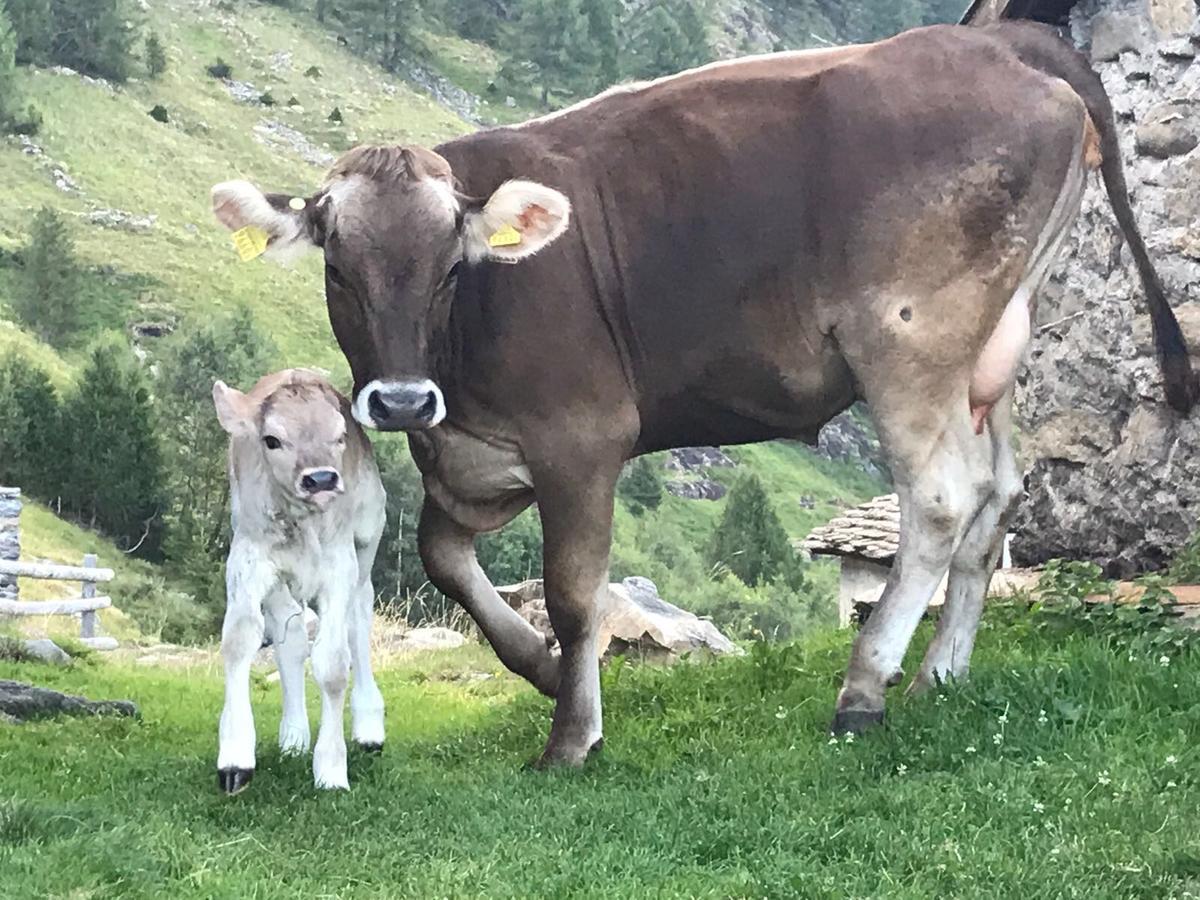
231,225,270,262
488,224,522,248
288,196,307,211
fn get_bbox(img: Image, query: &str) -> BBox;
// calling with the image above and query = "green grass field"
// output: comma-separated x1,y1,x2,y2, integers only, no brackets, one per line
4,607,1199,898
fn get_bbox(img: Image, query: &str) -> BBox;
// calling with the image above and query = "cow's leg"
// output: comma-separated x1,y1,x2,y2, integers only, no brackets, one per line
217,547,273,793
419,500,560,696
532,463,622,767
832,403,994,734
349,528,385,751
912,391,1022,690
311,550,355,790
264,586,310,755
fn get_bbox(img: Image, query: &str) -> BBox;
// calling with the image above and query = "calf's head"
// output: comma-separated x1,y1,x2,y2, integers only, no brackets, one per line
214,372,349,509
210,145,571,431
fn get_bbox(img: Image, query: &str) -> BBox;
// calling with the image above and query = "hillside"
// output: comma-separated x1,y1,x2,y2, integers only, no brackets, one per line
0,0,886,640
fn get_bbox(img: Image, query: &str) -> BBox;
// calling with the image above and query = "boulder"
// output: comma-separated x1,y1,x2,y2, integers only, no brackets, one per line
22,639,71,665
495,578,545,610
666,446,736,472
397,626,466,652
0,680,138,723
515,577,740,663
1090,13,1149,62
1135,121,1198,158
665,479,727,501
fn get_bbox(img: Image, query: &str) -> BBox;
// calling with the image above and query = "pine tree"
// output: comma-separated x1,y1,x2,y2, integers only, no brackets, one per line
583,0,621,89
707,473,798,587
5,0,51,66
157,308,275,596
6,0,137,82
13,207,83,347
145,31,166,78
618,456,665,516
333,0,420,71
0,2,18,131
0,354,62,499
59,338,166,557
625,1,709,80
506,0,596,107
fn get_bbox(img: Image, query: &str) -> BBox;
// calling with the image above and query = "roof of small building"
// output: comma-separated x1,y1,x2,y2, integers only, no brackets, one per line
801,493,900,562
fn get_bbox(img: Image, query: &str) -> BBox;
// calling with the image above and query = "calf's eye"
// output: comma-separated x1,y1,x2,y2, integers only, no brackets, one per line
263,435,282,450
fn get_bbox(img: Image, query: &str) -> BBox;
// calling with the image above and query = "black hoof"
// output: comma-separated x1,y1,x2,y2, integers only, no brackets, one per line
830,708,885,736
218,767,254,795
356,741,384,755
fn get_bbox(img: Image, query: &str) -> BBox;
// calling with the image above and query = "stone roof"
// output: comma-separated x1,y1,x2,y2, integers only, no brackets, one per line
801,494,899,562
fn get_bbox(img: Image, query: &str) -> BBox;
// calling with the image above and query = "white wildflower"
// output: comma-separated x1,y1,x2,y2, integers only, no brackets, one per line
1167,781,1178,789
1037,710,1048,725
775,707,787,720
896,763,908,776
998,713,1009,725
828,737,839,746
1166,755,1178,766
1098,771,1111,786
965,745,977,754
1033,756,1047,768
1033,801,1045,814
1160,655,1171,668
992,732,1003,746
843,732,855,744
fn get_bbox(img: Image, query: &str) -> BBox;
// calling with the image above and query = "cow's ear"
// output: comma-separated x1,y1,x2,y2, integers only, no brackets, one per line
463,180,571,264
213,380,256,435
211,180,316,263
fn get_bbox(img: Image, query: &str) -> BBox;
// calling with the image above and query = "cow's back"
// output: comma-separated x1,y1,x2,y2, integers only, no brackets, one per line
438,25,1090,450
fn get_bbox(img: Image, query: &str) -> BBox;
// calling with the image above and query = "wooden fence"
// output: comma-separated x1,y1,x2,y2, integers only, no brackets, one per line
0,487,118,650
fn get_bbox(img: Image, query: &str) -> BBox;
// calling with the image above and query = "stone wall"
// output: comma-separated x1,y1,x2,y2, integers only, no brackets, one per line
1011,0,1200,575
0,488,19,601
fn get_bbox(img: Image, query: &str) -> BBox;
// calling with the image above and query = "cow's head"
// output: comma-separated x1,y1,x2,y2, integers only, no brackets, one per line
214,371,350,509
210,145,571,431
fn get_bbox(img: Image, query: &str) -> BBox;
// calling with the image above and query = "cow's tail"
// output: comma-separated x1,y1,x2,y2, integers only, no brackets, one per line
983,21,1198,414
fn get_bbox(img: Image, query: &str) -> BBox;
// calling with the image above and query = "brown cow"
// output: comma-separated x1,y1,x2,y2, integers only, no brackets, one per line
211,23,1195,766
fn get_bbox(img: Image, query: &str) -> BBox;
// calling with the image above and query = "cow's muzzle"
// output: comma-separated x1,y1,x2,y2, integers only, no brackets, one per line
354,379,445,431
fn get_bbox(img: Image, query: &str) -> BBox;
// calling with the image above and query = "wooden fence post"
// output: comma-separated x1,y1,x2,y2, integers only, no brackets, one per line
80,553,98,639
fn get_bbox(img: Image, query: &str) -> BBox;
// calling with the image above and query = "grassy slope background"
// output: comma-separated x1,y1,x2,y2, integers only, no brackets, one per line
0,0,883,638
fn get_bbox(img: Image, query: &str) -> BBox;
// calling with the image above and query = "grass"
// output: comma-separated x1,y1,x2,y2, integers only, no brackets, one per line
3,608,1200,898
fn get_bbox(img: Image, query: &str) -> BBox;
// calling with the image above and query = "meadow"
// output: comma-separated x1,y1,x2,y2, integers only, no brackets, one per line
4,604,1200,899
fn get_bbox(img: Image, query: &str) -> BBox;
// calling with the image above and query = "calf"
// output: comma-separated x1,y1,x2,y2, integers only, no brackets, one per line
213,369,386,792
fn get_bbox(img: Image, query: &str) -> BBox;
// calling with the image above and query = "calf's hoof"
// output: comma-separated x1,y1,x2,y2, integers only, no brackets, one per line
355,741,384,755
532,736,603,770
829,707,885,735
218,767,254,795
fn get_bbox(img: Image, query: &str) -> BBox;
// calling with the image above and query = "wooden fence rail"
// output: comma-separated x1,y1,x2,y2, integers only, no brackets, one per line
0,554,118,651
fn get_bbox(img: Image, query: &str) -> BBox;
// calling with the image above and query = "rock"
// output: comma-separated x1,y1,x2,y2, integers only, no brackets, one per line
131,321,174,339
253,119,334,167
1135,121,1198,158
399,61,481,123
665,479,727,501
1158,38,1196,61
505,96,517,108
21,639,71,665
665,446,736,472
495,578,544,610
815,406,889,480
84,208,157,232
225,80,261,103
0,680,138,723
1090,13,1149,62
397,627,466,652
514,577,740,663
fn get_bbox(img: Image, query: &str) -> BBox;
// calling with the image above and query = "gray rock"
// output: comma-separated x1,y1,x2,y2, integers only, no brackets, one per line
1090,12,1149,62
0,680,138,723
665,446,736,472
514,577,740,662
253,119,334,167
21,639,71,665
84,208,157,231
665,479,727,501
495,578,545,610
1135,121,1198,158
396,627,466,652
1158,38,1196,61
815,406,889,480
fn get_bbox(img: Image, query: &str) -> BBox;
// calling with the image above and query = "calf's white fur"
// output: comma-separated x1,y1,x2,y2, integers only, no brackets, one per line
214,369,386,792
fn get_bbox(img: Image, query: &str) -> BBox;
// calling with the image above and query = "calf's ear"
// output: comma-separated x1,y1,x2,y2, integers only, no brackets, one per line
463,180,571,264
213,380,255,435
211,180,316,263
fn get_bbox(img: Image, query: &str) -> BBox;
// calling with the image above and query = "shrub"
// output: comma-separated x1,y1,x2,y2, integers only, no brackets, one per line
617,456,664,516
0,354,63,500
206,58,232,79
148,104,168,123
144,32,166,78
707,473,803,589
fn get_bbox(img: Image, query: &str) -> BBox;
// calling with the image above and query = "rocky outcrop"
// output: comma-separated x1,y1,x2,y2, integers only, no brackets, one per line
666,446,736,472
665,479,728,501
814,405,889,481
0,680,138,723
1010,2,1200,576
511,576,740,663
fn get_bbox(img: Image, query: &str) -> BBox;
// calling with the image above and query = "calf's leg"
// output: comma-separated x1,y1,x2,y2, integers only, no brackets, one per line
349,530,385,751
264,587,310,755
912,392,1022,691
419,500,560,697
311,552,355,790
217,547,273,793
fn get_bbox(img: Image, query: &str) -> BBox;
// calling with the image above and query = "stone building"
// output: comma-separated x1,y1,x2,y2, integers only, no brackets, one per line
964,0,1200,576
0,488,19,602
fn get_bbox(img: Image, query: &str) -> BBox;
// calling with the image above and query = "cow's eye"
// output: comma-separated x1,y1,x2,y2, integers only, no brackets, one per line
325,262,349,289
263,435,282,450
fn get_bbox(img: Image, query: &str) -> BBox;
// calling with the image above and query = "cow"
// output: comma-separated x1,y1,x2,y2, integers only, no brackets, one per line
213,369,386,791
210,22,1196,766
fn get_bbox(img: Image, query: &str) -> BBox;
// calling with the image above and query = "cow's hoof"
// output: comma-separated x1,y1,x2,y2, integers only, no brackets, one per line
218,767,254,795
829,708,885,736
530,736,603,771
355,741,384,755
